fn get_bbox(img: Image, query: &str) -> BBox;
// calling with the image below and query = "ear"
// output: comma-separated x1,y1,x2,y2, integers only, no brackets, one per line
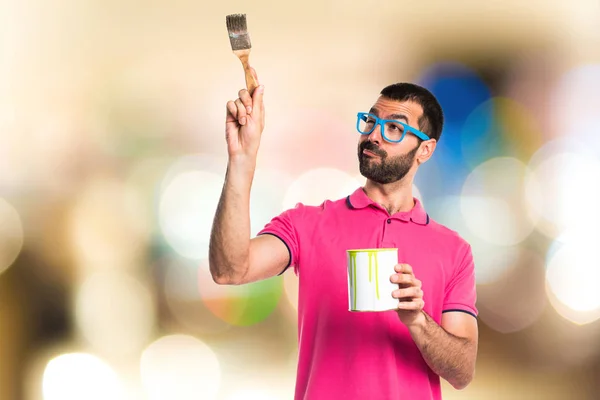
416,139,437,165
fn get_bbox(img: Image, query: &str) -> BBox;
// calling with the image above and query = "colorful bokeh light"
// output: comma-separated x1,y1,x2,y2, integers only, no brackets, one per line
199,265,284,327
460,157,537,246
416,62,493,197
461,97,543,168
42,353,122,400
75,271,155,356
546,235,600,325
140,335,221,400
283,168,363,210
164,258,233,335
0,197,23,276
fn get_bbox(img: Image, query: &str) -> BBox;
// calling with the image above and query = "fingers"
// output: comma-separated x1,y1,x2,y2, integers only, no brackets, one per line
392,286,423,300
227,84,264,126
397,299,425,310
234,98,247,125
226,101,237,122
390,267,423,308
238,89,253,115
391,263,425,314
394,263,413,274
393,285,425,311
226,76,264,133
390,273,420,287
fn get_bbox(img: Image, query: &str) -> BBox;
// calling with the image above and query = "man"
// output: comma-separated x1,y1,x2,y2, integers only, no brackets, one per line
209,69,478,399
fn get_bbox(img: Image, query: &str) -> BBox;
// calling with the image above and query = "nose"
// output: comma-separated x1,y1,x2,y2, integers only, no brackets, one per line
367,122,383,145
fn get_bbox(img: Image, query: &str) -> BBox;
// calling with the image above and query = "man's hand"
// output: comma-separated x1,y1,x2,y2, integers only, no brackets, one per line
390,263,478,390
390,263,425,327
225,68,265,160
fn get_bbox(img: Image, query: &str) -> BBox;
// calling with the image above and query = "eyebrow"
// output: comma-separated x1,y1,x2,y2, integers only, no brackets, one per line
368,108,408,123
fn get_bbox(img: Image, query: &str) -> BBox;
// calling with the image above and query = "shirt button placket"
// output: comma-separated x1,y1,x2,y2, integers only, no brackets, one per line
381,218,395,248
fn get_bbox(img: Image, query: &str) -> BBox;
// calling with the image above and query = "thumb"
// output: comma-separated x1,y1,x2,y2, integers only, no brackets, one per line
252,84,264,113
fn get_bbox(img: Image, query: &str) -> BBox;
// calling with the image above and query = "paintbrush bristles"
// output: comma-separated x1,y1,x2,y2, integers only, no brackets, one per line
226,13,247,32
226,14,251,51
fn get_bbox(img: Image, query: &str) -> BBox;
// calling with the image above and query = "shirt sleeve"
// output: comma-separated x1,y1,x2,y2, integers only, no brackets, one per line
443,243,478,318
256,204,302,276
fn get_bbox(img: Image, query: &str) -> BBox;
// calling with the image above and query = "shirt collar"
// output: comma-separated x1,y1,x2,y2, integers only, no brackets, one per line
346,187,429,225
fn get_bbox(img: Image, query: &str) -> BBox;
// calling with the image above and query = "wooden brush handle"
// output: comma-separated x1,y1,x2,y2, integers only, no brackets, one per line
236,51,258,95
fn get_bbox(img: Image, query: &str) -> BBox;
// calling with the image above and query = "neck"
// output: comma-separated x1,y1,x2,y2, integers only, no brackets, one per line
363,176,415,215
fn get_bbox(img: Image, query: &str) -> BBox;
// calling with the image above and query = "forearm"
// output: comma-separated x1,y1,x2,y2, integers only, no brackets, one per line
209,156,256,284
406,311,476,389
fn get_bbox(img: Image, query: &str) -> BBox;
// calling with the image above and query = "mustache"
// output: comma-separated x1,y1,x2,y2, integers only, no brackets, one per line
359,141,387,157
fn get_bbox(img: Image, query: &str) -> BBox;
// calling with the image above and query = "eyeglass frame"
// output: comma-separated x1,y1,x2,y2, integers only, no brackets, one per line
356,112,431,143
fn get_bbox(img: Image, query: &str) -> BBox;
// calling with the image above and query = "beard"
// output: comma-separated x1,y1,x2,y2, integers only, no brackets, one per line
358,140,419,184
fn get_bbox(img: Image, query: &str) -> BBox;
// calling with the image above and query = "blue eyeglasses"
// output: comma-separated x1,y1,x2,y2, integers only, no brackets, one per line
356,112,430,143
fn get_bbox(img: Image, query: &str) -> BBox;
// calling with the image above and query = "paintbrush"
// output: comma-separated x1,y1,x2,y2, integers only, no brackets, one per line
226,13,259,96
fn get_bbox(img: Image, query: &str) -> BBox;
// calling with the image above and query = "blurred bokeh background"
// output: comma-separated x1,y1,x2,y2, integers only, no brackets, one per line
1,0,599,399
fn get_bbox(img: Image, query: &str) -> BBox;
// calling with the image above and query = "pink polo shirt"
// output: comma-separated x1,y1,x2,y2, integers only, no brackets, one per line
258,187,477,400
